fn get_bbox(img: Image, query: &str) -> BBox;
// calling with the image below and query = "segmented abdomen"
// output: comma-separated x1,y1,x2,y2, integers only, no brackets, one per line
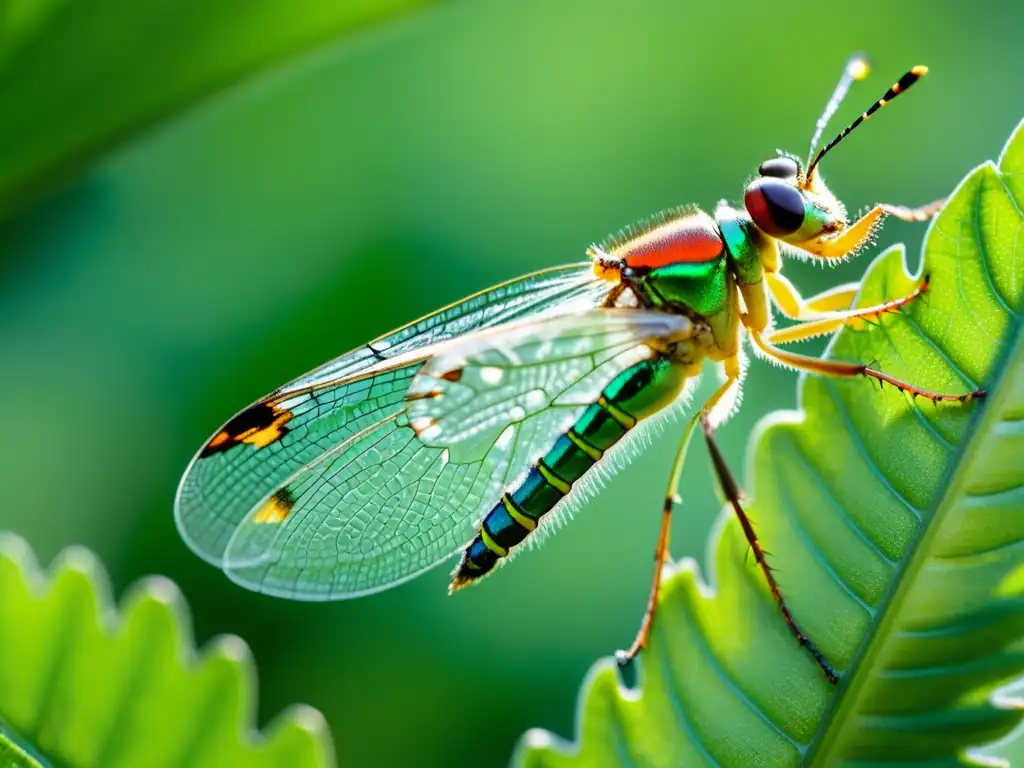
450,357,684,590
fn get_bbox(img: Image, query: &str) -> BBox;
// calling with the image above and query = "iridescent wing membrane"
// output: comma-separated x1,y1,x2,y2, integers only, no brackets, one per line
175,265,687,599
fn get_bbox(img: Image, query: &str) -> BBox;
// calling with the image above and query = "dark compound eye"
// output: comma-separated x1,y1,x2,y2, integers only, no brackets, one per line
744,178,806,237
758,156,800,178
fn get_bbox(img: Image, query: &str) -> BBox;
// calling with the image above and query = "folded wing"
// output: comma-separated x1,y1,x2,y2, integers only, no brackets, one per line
215,309,691,600
175,264,606,567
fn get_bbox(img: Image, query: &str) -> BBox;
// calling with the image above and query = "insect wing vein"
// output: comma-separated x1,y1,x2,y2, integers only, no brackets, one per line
215,309,690,600
174,265,605,568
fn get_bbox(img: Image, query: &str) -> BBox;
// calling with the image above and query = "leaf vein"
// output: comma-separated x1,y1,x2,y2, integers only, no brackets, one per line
674,588,806,750
930,532,1024,563
823,381,922,519
656,640,722,767
899,311,980,391
973,180,1017,319
777,472,877,616
876,648,1024,683
787,440,897,566
876,325,955,451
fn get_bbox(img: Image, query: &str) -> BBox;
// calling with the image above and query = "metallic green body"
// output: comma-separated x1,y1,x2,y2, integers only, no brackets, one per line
455,358,687,582
718,206,770,286
638,259,729,318
456,203,771,583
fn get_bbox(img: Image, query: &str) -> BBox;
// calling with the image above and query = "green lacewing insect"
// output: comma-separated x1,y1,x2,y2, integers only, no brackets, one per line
175,56,984,684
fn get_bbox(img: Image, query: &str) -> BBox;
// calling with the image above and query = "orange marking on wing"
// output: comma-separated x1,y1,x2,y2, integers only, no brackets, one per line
240,413,292,449
199,402,295,457
253,490,295,524
406,391,442,402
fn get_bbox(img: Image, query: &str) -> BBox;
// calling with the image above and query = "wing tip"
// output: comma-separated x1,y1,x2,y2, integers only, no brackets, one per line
172,457,230,569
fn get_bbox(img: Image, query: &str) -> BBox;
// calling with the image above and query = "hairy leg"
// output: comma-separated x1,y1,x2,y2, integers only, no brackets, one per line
765,277,930,345
700,414,838,684
748,328,985,403
616,369,739,666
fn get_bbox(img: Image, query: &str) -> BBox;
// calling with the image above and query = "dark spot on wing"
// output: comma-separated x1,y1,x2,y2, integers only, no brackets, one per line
200,401,294,457
440,369,464,382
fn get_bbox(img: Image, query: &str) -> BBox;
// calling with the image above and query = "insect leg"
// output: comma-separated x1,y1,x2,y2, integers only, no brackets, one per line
700,413,839,685
766,272,861,318
616,371,739,667
880,198,945,222
601,282,627,308
615,415,699,667
764,277,930,345
802,199,943,260
748,328,986,402
802,206,886,259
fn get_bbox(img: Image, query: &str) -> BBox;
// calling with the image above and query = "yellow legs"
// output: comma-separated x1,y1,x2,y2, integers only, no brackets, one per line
765,197,943,337
765,272,862,318
618,258,984,682
801,199,946,260
754,196,985,402
765,275,932,345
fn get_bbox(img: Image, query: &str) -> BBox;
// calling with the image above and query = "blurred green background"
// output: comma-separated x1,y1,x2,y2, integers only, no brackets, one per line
2,1,1022,766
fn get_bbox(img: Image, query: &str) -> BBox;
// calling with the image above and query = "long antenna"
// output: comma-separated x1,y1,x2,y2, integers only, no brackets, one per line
806,64,929,181
807,54,871,164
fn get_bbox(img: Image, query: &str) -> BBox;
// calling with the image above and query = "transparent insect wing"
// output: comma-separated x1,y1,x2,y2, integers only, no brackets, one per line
405,312,681,458
218,309,690,600
174,264,607,569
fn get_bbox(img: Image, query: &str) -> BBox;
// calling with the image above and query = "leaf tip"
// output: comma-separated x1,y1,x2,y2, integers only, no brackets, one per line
0,532,36,568
52,544,105,581
0,535,336,767
208,632,254,665
136,574,181,605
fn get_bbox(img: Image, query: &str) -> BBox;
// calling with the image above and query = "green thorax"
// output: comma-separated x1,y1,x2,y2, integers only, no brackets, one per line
637,258,729,318
716,204,768,286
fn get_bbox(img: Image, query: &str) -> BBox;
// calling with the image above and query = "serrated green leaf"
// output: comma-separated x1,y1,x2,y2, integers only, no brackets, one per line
0,0,436,216
0,534,334,768
515,121,1024,767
